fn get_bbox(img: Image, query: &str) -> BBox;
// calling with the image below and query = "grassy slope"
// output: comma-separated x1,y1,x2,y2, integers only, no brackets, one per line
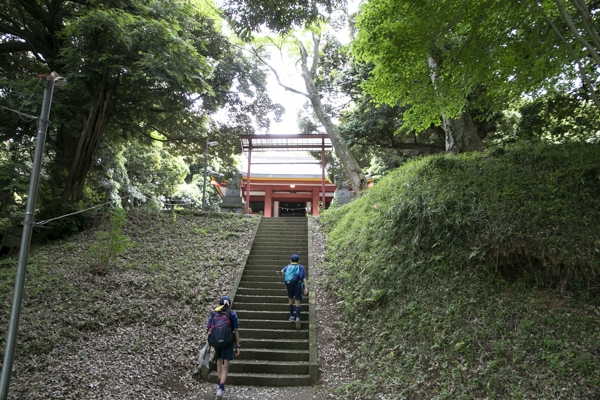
320,142,600,399
0,211,258,399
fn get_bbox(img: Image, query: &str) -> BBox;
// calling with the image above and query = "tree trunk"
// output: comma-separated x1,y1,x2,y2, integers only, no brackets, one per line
428,54,483,153
61,73,114,211
442,111,483,153
298,37,367,196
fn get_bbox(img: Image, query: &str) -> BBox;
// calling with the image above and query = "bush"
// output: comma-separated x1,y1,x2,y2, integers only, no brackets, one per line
322,141,600,303
319,141,600,399
86,208,134,275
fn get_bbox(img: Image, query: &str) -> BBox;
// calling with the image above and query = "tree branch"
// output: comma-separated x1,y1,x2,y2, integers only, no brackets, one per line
529,0,600,109
248,45,311,98
552,0,600,68
310,32,320,76
0,41,31,53
570,0,600,51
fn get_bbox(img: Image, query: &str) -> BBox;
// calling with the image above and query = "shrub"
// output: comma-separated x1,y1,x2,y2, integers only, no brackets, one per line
322,141,600,306
319,141,600,398
86,208,134,275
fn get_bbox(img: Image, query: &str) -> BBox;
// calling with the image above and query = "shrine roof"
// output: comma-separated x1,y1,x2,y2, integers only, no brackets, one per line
239,134,332,152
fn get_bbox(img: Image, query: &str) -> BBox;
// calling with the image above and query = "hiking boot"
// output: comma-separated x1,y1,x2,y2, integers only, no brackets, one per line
295,317,301,330
288,316,295,322
216,387,223,398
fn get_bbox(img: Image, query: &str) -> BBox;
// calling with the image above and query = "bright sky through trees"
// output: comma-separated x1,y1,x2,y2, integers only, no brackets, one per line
261,0,359,135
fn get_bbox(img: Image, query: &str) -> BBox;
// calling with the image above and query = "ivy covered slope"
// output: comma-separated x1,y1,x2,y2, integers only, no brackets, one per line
0,211,258,399
320,141,600,399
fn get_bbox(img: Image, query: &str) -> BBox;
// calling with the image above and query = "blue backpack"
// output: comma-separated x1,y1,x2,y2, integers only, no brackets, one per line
208,311,235,349
283,264,301,287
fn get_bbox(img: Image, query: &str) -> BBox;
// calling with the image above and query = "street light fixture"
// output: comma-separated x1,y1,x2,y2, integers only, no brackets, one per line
202,141,218,212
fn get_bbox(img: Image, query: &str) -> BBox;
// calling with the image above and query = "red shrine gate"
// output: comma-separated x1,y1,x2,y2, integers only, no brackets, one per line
212,134,336,217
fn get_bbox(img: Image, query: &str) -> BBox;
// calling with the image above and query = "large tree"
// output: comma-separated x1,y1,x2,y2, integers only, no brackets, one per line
315,39,447,155
0,0,281,213
352,0,575,153
251,29,368,195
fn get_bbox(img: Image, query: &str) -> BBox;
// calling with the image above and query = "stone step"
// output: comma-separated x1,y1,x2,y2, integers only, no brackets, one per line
208,372,310,386
236,287,287,296
258,220,308,226
247,249,308,256
240,319,309,330
244,261,307,268
255,226,308,232
234,295,306,304
241,270,283,278
242,268,306,275
239,328,308,340
241,270,289,278
256,228,308,236
242,338,308,351
234,302,297,312
248,248,307,254
237,348,309,362
239,280,284,287
227,360,310,375
238,281,289,290
252,242,308,248
243,263,308,271
249,243,308,249
236,310,309,321
246,256,308,266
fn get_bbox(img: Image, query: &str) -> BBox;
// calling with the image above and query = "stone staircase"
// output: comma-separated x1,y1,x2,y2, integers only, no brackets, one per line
207,217,317,386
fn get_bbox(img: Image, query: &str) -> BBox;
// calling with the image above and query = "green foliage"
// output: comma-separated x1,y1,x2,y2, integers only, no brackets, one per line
517,93,600,143
1,0,282,214
320,141,600,398
86,208,134,274
0,142,31,217
222,0,341,37
171,182,203,209
491,93,600,145
324,141,600,295
316,44,446,156
352,0,574,132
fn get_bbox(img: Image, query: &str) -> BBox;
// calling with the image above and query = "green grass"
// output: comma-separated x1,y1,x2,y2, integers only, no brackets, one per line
320,141,600,399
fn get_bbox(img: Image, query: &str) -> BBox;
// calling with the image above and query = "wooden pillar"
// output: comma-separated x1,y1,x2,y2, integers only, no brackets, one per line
312,189,320,216
264,186,272,217
245,142,252,214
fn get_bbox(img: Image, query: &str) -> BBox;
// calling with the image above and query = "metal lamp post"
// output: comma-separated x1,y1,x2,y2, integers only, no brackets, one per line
202,141,218,212
1,75,57,400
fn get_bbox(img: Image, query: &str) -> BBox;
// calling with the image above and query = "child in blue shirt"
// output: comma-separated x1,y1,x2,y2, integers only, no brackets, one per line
280,254,308,329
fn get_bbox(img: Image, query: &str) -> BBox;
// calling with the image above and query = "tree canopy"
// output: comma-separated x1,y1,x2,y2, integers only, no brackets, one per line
0,0,281,216
221,0,343,37
352,0,576,137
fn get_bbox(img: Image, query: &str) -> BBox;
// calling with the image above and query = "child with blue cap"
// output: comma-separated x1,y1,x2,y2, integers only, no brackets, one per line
280,254,308,330
206,295,240,398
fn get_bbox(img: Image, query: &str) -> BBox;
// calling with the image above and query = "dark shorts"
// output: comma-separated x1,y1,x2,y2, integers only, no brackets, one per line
286,283,303,301
214,345,234,361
